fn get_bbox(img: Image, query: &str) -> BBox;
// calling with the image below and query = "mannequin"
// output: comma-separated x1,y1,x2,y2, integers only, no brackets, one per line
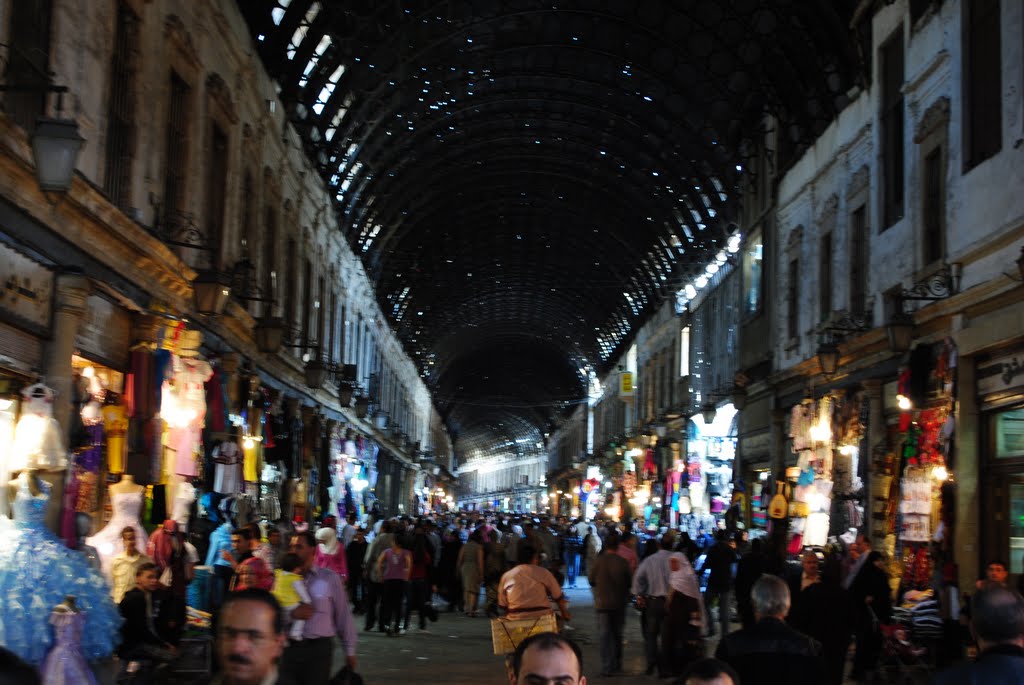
41,595,99,685
86,474,149,577
212,431,243,495
11,383,67,472
109,473,143,496
0,471,121,664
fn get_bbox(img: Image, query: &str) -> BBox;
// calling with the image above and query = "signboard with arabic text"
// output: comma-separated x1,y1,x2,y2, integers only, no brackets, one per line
978,351,1024,397
0,242,53,334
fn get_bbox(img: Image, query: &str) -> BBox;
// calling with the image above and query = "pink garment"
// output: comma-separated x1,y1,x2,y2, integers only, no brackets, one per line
315,545,349,579
170,424,201,477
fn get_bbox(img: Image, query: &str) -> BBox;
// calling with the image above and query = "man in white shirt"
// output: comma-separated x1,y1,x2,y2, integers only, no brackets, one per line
631,532,676,676
111,526,152,604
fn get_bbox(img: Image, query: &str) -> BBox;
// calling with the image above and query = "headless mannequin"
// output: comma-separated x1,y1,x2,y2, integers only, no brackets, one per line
9,469,43,499
109,474,144,497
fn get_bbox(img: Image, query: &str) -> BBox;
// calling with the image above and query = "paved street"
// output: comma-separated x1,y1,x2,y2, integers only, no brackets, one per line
355,581,667,685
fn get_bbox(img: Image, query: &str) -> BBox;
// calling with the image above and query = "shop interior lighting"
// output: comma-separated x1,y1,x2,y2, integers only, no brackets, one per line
0,399,12,411
932,465,949,481
897,394,913,411
839,444,858,456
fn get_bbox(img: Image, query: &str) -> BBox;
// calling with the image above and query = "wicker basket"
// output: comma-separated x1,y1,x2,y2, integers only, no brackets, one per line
490,613,558,655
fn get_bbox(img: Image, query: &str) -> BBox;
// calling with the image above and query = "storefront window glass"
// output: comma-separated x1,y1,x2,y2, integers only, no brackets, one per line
1011,482,1024,574
995,408,1024,459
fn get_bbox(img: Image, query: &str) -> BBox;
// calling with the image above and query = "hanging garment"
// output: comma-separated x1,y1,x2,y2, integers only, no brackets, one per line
213,440,243,494
11,386,67,472
101,404,128,473
0,479,121,664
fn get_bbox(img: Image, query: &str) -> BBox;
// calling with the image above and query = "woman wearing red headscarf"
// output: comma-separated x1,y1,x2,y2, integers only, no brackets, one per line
232,557,273,591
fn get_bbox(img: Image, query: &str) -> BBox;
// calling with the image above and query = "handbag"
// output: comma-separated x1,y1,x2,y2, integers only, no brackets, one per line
330,666,365,685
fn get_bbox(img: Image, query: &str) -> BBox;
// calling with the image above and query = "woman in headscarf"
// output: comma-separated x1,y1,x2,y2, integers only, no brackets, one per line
314,526,349,580
660,551,705,677
233,557,273,591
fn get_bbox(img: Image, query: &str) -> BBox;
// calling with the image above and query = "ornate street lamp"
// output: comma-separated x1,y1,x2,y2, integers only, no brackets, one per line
304,358,327,389
816,340,841,377
31,117,84,192
192,270,231,315
886,311,915,353
354,394,370,419
254,316,285,354
338,381,354,407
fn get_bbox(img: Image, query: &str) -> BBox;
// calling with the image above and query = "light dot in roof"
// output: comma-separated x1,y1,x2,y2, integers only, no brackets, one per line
736,165,743,171
599,150,607,155
643,95,653,102
695,275,708,288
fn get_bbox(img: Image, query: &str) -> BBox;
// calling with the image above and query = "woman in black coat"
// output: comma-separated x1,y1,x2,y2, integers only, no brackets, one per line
849,551,893,680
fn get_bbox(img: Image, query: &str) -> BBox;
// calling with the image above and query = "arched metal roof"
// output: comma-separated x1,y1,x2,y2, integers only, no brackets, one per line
237,0,865,459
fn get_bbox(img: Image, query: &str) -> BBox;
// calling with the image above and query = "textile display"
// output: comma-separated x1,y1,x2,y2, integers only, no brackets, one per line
0,479,121,663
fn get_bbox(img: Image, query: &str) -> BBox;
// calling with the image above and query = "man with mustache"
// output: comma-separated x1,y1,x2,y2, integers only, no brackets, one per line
213,588,291,685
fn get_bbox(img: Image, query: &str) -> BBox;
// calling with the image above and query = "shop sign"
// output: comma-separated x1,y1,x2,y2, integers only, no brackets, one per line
978,351,1024,397
75,295,131,369
618,372,634,399
0,242,53,333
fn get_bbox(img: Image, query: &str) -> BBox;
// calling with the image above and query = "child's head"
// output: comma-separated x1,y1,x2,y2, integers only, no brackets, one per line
280,552,303,574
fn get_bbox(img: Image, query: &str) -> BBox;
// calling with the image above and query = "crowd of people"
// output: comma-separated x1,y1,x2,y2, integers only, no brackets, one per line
4,507,1020,684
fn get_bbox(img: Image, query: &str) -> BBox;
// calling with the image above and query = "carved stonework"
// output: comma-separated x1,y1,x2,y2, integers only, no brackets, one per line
847,164,869,199
165,15,200,69
913,96,950,143
206,73,238,124
786,224,804,253
818,194,839,229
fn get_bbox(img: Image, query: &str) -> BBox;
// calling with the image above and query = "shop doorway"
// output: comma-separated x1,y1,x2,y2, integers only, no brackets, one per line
983,406,1024,585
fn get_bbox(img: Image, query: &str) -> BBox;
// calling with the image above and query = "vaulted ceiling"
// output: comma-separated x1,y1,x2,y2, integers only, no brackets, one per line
238,0,865,461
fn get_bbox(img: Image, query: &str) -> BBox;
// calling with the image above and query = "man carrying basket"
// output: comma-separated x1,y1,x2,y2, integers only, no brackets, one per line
492,542,571,660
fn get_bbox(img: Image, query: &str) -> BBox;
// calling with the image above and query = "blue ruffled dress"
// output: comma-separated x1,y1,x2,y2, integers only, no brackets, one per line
0,479,122,664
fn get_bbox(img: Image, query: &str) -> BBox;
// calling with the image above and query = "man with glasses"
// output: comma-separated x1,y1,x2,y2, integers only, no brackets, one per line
213,588,289,685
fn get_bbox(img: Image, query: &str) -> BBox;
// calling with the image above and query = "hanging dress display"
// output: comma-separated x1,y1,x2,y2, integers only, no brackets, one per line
101,402,128,474
85,489,149,577
40,608,99,685
0,479,121,663
11,384,67,472
213,440,243,495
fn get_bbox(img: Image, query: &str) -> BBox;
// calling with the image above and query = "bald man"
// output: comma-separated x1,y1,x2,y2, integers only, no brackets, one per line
935,584,1024,684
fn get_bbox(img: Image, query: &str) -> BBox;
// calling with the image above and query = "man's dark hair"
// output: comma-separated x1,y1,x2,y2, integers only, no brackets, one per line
511,632,583,681
972,585,1024,644
291,530,317,548
0,646,40,685
517,541,538,565
279,552,302,573
219,588,286,636
987,559,1008,570
136,561,158,577
232,528,254,541
604,531,620,551
680,657,740,684
660,532,676,550
120,526,136,538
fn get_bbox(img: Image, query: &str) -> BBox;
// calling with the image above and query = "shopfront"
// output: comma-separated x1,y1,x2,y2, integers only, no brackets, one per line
979,346,1024,583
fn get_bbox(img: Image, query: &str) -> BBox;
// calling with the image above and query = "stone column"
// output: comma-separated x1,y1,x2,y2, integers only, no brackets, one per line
955,360,980,591
862,379,884,542
42,270,90,532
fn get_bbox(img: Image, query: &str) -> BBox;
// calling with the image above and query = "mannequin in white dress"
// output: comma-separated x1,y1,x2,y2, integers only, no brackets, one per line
85,474,149,577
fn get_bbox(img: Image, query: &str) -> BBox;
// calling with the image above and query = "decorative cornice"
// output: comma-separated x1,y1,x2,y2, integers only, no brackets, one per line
913,96,950,144
164,15,201,70
206,73,238,124
817,193,839,228
846,164,870,199
786,224,804,253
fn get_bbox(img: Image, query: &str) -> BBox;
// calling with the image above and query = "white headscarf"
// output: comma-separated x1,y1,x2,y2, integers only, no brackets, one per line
316,526,340,556
668,552,705,628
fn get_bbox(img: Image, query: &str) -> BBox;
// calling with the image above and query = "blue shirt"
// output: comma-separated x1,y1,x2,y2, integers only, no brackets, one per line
205,522,234,568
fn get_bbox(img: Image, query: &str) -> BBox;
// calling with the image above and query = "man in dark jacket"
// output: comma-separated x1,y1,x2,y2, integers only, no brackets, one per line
588,531,633,676
934,584,1024,684
119,562,177,663
715,574,826,685
704,530,738,637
